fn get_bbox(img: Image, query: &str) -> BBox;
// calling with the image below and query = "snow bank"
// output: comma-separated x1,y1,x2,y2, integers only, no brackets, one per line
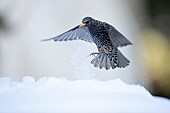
0,76,170,113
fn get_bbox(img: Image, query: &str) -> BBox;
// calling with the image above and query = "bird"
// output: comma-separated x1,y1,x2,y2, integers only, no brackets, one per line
42,17,132,70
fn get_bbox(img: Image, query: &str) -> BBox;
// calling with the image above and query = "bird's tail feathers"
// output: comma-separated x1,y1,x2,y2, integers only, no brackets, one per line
91,49,129,70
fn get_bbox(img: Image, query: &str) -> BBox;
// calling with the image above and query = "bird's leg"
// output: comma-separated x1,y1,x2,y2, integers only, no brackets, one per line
88,47,104,57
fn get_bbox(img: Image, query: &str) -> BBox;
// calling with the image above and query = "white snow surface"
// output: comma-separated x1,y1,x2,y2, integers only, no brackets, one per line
0,76,170,113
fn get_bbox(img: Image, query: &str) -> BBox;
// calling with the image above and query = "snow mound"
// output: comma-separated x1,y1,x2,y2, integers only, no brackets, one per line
0,76,170,113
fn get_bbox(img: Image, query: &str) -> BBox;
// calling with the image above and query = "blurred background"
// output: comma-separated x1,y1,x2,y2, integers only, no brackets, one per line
0,0,170,99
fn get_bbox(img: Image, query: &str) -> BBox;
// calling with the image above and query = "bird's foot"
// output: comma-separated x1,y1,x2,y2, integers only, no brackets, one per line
89,52,99,57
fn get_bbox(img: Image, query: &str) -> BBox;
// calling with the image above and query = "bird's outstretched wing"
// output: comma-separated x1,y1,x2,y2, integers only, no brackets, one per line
103,22,132,47
41,25,94,43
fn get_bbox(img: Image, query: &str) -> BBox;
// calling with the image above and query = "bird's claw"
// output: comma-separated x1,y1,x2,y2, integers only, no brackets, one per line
89,52,99,57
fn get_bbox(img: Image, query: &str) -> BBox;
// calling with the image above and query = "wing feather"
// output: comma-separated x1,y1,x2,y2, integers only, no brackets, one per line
42,25,94,43
103,22,132,47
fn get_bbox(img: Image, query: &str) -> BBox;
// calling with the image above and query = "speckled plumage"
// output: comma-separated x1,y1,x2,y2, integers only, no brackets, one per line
42,17,132,70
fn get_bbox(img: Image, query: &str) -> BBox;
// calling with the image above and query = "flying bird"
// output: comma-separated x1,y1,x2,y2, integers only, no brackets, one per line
42,17,132,70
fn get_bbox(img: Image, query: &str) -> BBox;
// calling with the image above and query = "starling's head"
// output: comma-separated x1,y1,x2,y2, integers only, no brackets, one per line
82,17,94,24
80,17,95,27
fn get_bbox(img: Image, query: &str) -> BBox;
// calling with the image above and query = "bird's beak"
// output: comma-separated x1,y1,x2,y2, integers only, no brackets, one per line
79,23,85,27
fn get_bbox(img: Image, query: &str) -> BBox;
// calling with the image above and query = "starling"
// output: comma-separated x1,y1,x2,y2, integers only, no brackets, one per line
42,17,132,70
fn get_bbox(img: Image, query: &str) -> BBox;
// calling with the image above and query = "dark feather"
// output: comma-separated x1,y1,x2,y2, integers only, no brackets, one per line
103,22,132,47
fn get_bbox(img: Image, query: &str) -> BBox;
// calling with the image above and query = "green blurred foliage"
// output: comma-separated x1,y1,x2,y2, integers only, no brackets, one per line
148,0,170,17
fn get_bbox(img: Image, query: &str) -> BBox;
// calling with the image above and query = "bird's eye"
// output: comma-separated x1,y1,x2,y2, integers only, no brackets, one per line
85,21,90,24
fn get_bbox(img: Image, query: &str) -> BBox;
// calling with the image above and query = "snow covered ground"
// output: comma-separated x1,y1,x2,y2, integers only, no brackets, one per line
0,76,170,113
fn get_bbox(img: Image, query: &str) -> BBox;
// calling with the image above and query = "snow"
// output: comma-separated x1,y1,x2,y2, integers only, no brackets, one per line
0,76,170,113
